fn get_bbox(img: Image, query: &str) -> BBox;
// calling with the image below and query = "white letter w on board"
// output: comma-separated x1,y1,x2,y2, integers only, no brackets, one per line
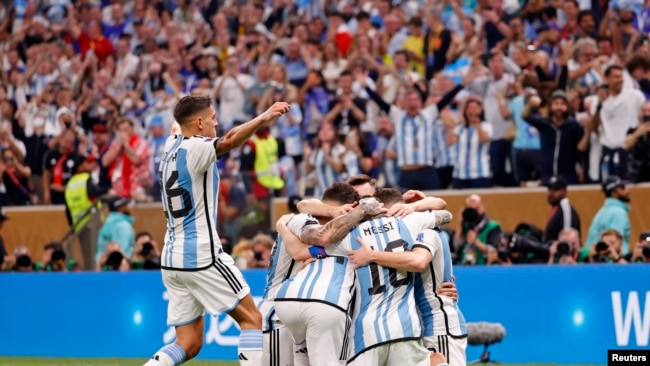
612,291,650,346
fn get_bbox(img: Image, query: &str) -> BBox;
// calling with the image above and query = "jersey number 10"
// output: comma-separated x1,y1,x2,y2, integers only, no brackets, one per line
367,239,412,295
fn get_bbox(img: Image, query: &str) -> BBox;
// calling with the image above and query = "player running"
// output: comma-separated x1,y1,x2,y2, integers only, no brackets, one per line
349,189,467,365
144,95,290,366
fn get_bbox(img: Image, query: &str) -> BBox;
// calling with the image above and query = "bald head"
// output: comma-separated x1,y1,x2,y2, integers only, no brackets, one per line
465,194,485,214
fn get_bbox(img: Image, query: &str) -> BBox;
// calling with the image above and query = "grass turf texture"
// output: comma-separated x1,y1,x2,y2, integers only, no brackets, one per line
0,360,603,366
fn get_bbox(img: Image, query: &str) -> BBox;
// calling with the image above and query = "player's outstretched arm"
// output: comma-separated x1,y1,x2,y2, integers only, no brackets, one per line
215,102,290,156
276,214,312,261
296,199,356,218
387,197,447,218
349,237,432,272
300,198,387,246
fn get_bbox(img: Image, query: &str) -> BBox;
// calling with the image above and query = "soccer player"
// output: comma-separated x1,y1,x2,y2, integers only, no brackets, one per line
278,193,452,365
349,189,467,365
259,196,381,366
296,174,447,219
273,183,382,366
144,95,290,366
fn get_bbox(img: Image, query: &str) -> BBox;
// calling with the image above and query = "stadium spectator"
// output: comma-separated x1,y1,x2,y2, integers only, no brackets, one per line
455,194,502,265
231,239,256,270
594,65,646,180
543,176,581,242
625,101,650,183
447,97,493,189
585,175,632,255
42,129,82,205
96,197,135,267
522,90,589,185
217,170,247,246
101,118,151,202
627,231,650,263
0,146,32,205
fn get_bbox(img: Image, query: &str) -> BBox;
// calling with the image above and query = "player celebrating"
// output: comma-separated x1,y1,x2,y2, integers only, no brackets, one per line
144,95,290,366
349,189,467,365
277,192,452,365
259,194,380,366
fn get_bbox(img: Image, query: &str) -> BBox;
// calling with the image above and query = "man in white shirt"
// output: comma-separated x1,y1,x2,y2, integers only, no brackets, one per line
595,65,646,180
213,55,255,131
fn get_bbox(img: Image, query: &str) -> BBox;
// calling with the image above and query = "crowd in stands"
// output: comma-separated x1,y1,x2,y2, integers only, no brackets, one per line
1,0,650,270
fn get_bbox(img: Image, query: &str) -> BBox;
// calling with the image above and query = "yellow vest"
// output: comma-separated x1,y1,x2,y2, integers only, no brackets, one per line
64,172,93,230
253,136,284,190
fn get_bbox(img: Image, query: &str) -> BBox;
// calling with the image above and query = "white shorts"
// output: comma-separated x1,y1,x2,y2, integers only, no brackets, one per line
263,324,295,366
424,335,467,366
162,253,250,326
274,301,349,366
348,340,430,366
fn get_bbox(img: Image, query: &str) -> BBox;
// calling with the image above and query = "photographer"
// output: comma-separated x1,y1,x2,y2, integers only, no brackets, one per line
548,228,581,264
130,232,161,270
626,231,650,263
488,225,550,265
456,194,502,265
582,229,628,264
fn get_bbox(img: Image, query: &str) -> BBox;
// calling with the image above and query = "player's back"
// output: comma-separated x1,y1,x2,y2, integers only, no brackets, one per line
414,229,467,337
274,255,355,312
159,135,221,270
346,217,421,360
259,236,303,331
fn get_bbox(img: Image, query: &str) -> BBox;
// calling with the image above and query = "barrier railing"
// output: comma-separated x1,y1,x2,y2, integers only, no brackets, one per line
0,265,647,364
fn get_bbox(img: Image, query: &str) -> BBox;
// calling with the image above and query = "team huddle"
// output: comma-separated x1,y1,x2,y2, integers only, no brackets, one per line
144,95,467,366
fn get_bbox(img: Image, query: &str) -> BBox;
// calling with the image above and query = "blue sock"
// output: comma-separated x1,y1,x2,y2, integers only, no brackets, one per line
158,343,186,366
239,329,263,350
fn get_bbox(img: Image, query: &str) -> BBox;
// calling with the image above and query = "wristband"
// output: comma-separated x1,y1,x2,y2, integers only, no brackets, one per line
309,245,328,259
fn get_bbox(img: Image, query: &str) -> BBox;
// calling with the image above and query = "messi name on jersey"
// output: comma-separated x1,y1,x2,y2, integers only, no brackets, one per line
362,221,396,236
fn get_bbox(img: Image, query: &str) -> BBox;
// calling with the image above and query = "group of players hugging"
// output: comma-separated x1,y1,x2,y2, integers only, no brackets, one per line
145,96,466,366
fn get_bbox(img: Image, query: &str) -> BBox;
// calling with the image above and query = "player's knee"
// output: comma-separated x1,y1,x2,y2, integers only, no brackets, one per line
176,338,203,360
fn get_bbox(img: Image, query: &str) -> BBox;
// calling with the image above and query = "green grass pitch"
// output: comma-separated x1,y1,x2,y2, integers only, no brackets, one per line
0,360,603,366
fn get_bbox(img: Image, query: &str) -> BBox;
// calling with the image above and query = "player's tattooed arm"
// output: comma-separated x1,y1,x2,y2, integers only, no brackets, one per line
434,210,453,226
296,199,356,218
300,198,387,246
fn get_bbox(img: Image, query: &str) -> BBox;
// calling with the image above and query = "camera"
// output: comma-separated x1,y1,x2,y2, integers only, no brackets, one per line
642,246,650,258
593,241,610,263
497,232,550,264
140,242,154,257
461,208,482,235
556,241,571,256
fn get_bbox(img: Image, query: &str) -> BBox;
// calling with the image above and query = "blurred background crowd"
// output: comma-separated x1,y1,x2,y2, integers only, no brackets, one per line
1,0,650,271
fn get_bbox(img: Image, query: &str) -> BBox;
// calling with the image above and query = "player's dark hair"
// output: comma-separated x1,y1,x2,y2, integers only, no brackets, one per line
605,65,623,77
374,188,404,208
347,174,376,187
322,183,360,205
173,95,212,125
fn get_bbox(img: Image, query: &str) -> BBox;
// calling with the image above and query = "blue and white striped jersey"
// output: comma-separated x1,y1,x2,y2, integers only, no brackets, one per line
259,236,304,332
452,123,493,180
309,144,347,199
159,135,221,270
324,212,440,360
390,105,438,167
274,213,356,312
433,118,457,168
413,229,467,338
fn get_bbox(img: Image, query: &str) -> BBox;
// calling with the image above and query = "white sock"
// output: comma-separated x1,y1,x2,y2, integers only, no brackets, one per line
143,343,186,366
238,329,263,366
